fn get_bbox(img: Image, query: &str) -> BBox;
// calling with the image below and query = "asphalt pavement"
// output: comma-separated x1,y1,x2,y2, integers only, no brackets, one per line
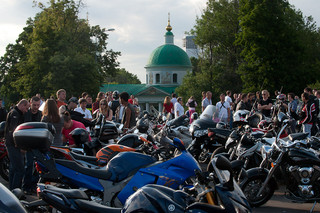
1,176,320,212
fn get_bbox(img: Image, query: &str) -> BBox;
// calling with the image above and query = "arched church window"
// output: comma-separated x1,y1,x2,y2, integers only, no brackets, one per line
156,73,160,83
173,73,177,83
146,74,148,83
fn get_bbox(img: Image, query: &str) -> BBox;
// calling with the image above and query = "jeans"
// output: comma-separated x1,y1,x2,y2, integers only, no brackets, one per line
7,145,25,190
302,123,312,138
288,120,296,134
23,151,38,191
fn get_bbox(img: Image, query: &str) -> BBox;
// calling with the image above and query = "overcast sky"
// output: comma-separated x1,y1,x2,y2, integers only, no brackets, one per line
1,0,319,83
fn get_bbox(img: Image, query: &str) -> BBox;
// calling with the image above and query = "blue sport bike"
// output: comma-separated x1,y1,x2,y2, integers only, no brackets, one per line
14,122,201,207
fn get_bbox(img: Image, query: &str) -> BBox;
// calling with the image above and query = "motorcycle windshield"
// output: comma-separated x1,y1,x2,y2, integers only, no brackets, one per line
166,115,188,127
199,105,217,120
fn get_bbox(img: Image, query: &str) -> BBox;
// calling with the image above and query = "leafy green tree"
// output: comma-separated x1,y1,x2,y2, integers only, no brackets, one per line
0,0,120,106
177,0,242,104
106,68,141,84
236,0,320,94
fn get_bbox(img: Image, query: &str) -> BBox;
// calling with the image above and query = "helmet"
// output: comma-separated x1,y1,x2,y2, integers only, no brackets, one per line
136,117,149,133
233,110,249,126
0,121,5,138
276,94,286,101
112,90,119,99
70,128,89,146
258,120,268,129
191,112,198,121
216,122,227,129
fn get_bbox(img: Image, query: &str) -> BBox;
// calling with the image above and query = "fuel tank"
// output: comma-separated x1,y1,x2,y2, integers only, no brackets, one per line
288,148,320,165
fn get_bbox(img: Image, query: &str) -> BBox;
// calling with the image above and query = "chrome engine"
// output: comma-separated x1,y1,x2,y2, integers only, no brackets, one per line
288,166,316,198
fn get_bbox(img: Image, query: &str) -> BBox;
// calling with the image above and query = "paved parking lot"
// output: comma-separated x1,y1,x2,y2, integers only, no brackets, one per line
1,176,320,212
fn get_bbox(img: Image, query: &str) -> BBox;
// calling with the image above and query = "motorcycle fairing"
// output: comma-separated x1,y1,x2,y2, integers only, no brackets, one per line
55,162,105,191
117,151,200,204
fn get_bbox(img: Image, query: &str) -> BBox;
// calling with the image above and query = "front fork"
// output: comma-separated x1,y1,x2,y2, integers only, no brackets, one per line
256,152,284,196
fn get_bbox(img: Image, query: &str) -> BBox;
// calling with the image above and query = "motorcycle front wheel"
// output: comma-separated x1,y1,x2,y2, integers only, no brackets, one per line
241,175,275,207
0,155,9,181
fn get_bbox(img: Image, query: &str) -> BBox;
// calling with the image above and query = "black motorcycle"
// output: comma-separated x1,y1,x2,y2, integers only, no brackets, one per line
240,112,320,207
188,106,231,163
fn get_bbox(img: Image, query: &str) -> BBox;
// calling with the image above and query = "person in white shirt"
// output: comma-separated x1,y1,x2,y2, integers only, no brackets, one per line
174,97,184,118
202,91,212,112
74,98,92,131
225,90,233,108
215,93,231,124
225,90,234,128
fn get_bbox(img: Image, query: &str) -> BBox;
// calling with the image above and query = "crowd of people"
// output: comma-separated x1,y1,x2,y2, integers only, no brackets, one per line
162,87,320,137
2,89,141,195
1,86,319,196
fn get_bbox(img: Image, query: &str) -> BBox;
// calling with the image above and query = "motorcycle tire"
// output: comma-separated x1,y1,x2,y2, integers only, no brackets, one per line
241,175,275,207
0,155,9,181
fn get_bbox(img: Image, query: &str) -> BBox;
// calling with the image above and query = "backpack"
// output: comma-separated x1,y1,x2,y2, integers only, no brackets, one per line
110,100,120,115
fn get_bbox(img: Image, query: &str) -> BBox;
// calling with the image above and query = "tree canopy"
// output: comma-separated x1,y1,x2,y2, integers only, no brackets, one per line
0,0,122,106
178,0,320,103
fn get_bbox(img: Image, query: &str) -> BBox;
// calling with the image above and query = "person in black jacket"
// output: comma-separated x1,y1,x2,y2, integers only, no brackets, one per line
299,92,316,137
23,96,42,194
304,87,319,135
65,97,94,128
4,99,29,190
0,98,7,122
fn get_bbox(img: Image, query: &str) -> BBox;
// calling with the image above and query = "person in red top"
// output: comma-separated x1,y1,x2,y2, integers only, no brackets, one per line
163,96,173,117
62,111,91,147
56,89,67,108
128,94,134,105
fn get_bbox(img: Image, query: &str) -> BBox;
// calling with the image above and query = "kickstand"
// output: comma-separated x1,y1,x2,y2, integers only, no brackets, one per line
310,201,317,213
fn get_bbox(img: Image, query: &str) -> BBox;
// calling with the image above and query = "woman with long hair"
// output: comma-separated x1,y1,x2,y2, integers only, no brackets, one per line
41,99,64,146
98,99,113,121
163,96,173,116
92,92,105,113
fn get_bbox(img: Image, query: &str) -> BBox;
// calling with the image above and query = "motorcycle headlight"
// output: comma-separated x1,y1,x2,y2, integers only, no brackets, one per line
193,129,208,137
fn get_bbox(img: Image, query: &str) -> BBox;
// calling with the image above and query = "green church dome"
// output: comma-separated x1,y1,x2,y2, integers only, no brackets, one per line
146,44,192,68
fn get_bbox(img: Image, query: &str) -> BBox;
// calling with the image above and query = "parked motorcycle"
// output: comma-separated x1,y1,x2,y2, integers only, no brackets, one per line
13,122,201,207
240,112,320,207
188,105,231,163
37,155,251,213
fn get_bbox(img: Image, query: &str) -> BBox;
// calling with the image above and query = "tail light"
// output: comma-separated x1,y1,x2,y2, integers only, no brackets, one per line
35,162,42,174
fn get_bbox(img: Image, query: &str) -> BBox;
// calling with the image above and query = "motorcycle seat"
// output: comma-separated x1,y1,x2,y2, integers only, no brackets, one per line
69,151,99,166
44,185,89,200
74,199,121,213
55,159,112,180
288,133,309,141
